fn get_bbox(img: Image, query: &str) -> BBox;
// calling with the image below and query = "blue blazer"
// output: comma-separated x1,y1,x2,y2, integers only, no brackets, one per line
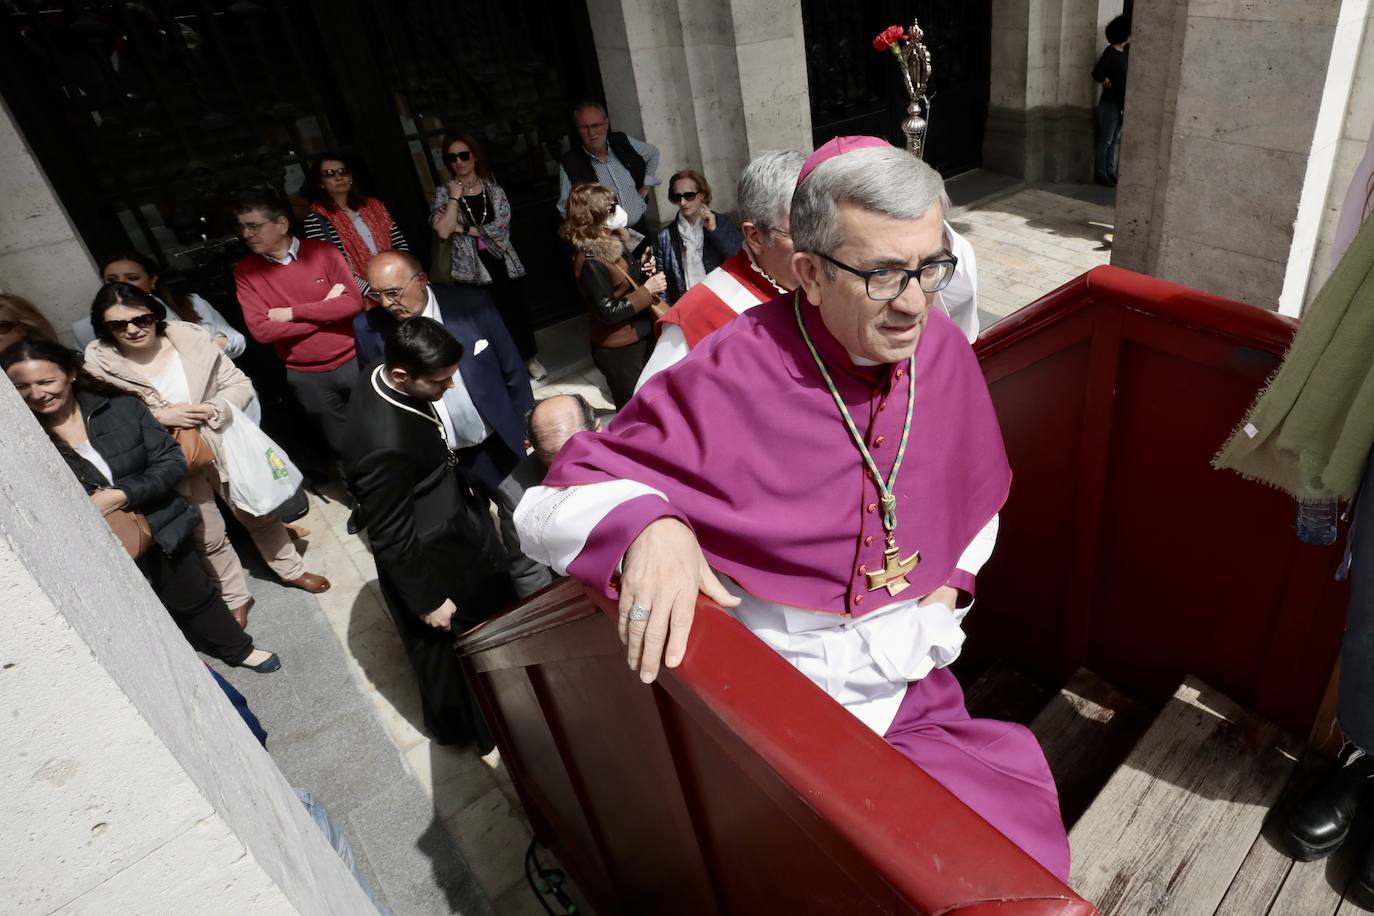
353,284,533,457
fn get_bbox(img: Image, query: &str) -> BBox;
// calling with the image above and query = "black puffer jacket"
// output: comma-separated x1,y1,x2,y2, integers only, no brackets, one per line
64,390,197,554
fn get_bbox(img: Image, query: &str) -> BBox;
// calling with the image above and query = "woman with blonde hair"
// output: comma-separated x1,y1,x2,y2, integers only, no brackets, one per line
0,293,59,353
558,182,666,407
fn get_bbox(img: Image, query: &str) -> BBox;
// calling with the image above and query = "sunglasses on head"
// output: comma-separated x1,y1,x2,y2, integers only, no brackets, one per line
105,314,157,335
320,167,350,178
443,150,474,164
668,190,700,203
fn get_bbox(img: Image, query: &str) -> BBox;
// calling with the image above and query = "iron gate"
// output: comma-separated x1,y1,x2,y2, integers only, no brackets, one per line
0,0,603,329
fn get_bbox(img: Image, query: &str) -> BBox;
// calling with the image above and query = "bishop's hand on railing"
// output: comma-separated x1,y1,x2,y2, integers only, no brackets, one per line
618,517,740,683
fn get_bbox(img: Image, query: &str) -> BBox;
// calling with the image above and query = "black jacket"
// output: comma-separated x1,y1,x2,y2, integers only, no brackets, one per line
653,212,744,304
560,131,647,189
343,366,506,620
64,390,196,554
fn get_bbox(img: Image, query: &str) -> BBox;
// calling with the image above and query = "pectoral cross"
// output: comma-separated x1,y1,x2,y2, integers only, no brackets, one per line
866,535,920,596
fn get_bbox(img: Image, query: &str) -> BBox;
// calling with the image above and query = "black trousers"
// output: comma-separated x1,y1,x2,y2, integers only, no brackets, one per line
1339,450,1374,751
475,249,538,361
285,359,358,467
456,435,554,599
592,336,653,409
388,571,516,751
138,541,254,665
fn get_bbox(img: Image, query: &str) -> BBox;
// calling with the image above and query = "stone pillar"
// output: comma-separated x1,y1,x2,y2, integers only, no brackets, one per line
0,97,98,344
1286,2,1374,313
583,0,811,216
1112,0,1344,309
984,0,1103,182
0,382,375,913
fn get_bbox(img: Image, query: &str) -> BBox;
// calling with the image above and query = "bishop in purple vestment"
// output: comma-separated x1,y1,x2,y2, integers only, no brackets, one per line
516,137,1070,879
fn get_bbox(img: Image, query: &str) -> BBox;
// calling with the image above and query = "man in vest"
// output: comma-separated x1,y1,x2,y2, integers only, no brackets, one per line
557,101,661,236
635,144,981,393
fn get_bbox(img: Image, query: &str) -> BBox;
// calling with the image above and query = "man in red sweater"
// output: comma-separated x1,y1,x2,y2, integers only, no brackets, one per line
233,190,365,470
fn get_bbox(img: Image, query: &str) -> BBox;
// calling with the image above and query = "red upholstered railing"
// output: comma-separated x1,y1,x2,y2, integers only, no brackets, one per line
971,265,1347,735
459,580,1096,915
457,265,1347,914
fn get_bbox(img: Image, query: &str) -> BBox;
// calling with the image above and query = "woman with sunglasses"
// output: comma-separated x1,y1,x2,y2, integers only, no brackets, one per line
431,132,546,380
558,182,667,408
73,251,247,357
303,152,408,295
84,283,330,626
3,337,280,672
0,292,61,354
653,169,742,304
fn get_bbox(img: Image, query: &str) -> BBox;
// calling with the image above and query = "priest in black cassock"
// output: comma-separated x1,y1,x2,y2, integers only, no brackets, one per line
343,316,514,753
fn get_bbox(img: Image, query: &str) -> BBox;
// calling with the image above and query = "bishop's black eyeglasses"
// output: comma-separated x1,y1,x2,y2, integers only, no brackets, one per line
819,252,959,300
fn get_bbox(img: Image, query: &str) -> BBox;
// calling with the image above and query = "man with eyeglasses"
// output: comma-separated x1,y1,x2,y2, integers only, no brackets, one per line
636,143,980,393
556,100,661,236
233,189,365,481
355,251,549,598
516,137,1070,880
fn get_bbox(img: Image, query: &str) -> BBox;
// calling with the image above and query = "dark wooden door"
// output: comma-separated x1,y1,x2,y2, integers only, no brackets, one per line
802,0,992,178
0,0,601,330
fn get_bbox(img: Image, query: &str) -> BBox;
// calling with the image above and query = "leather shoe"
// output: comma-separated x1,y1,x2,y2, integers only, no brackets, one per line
1287,746,1374,860
284,571,331,593
228,596,254,629
240,652,281,674
346,505,365,535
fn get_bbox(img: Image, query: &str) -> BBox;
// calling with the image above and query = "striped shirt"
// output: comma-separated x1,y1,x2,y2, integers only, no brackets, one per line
557,135,660,227
302,212,409,294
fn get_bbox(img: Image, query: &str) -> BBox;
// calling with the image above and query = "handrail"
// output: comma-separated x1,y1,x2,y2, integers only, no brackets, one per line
978,264,1297,357
460,582,1095,914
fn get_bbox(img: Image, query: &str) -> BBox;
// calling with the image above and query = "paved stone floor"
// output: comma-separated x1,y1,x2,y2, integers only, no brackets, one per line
950,182,1116,333
215,179,1114,916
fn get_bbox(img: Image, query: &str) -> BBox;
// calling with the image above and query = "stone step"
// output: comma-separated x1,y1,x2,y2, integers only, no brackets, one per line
1069,676,1300,914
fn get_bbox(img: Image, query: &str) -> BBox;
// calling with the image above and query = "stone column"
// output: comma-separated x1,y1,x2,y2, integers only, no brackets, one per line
984,0,1103,182
1285,1,1373,313
0,381,375,914
0,98,98,344
583,0,811,215
1112,0,1344,309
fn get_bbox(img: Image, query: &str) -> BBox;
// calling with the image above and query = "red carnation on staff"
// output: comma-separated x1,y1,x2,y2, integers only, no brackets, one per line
872,25,908,52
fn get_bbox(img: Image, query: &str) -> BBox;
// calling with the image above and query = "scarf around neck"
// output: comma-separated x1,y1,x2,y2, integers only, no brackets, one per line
312,196,394,278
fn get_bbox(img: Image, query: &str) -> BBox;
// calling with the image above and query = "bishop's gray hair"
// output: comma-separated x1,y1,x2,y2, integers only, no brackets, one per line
790,147,949,258
736,150,807,230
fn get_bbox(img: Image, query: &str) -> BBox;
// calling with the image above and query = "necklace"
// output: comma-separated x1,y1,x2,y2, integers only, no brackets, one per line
793,292,919,596
370,366,458,466
458,180,487,225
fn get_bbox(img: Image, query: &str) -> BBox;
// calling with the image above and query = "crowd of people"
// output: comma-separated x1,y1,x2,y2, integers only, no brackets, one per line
4,94,1052,887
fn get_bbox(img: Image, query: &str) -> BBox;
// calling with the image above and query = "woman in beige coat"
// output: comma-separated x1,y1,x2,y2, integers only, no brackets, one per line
84,282,329,624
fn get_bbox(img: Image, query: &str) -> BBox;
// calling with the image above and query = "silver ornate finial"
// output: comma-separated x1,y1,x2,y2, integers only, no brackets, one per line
898,19,932,159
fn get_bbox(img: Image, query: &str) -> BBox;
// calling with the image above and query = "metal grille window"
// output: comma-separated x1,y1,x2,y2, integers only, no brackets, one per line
2,0,603,328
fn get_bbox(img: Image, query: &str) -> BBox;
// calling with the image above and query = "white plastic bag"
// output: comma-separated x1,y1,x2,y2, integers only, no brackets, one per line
220,402,303,516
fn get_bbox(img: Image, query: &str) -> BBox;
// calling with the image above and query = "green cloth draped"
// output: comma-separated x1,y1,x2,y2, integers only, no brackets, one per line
1213,215,1374,502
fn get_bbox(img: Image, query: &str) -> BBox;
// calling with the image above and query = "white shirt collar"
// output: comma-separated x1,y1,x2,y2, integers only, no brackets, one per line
261,236,301,266
421,285,440,322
